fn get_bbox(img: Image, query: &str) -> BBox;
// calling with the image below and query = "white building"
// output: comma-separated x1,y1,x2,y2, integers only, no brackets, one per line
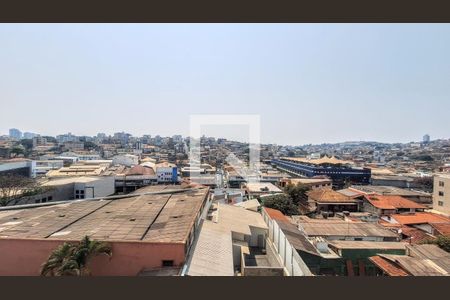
34,160,64,176
0,159,36,178
112,154,139,167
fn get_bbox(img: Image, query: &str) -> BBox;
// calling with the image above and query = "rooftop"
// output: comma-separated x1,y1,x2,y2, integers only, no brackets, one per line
297,220,399,239
390,212,450,225
41,176,105,186
329,240,407,250
244,182,282,193
308,189,357,204
282,178,332,185
280,156,354,166
364,195,426,210
350,185,431,197
0,185,209,243
369,256,409,276
185,203,268,276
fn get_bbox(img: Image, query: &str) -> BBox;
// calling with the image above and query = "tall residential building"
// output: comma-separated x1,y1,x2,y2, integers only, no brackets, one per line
423,134,430,144
23,132,38,139
433,173,450,216
9,128,22,139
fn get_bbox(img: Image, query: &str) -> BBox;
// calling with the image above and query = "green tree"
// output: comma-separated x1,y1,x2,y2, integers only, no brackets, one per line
262,194,298,216
284,183,310,206
41,236,112,276
84,141,98,151
0,175,50,206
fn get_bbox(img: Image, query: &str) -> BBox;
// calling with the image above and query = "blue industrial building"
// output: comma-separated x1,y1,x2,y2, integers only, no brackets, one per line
271,158,371,188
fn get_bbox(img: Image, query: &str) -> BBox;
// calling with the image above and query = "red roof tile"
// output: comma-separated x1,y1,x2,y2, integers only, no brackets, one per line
365,195,426,210
391,212,450,225
263,207,290,223
369,256,409,276
430,223,450,236
400,226,434,244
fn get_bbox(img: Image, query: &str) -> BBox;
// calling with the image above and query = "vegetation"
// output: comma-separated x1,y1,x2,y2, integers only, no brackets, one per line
84,141,99,151
261,194,298,216
261,183,311,216
411,154,434,161
283,183,310,206
0,174,51,206
41,236,112,276
422,235,450,253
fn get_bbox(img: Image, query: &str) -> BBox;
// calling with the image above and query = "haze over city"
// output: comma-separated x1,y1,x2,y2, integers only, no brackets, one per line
1,24,450,144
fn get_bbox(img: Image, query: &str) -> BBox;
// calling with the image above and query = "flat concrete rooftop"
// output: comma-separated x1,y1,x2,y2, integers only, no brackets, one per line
0,185,209,243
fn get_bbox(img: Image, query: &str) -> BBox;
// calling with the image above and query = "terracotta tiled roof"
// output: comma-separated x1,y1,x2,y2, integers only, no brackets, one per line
430,223,450,236
369,256,409,276
400,226,434,244
391,212,450,225
308,189,356,203
263,207,291,223
124,165,155,176
364,195,426,210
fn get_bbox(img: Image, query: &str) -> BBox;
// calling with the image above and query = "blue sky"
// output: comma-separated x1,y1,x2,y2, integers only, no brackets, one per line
0,24,449,145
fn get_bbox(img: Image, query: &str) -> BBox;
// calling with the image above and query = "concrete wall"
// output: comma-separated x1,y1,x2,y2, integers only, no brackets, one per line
74,176,115,199
261,208,312,276
0,238,186,276
14,182,74,205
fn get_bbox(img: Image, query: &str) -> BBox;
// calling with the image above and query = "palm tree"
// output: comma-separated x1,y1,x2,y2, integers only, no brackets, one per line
41,242,80,276
72,236,112,275
41,236,112,276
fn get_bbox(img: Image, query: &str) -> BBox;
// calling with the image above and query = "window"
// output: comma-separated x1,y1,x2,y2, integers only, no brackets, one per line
35,199,40,204
439,191,444,197
75,195,80,199
48,196,53,201
439,181,445,187
162,260,174,267
41,198,47,203
438,201,444,206
75,190,80,194
80,190,84,195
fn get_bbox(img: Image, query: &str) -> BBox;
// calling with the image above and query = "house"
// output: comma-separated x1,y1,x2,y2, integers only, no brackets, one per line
362,195,426,216
349,185,432,206
183,203,283,276
243,182,282,199
307,189,359,213
294,218,399,242
279,178,332,190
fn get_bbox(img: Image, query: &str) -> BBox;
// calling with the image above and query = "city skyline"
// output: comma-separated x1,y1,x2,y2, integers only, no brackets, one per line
1,24,450,144
2,126,440,147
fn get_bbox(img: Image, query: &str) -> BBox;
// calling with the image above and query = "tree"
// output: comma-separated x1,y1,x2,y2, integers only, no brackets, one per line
284,183,310,206
422,235,450,253
262,194,298,216
0,174,50,206
41,236,112,276
84,141,98,151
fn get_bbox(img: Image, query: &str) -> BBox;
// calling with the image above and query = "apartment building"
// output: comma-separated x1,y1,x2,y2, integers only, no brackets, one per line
433,173,450,216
